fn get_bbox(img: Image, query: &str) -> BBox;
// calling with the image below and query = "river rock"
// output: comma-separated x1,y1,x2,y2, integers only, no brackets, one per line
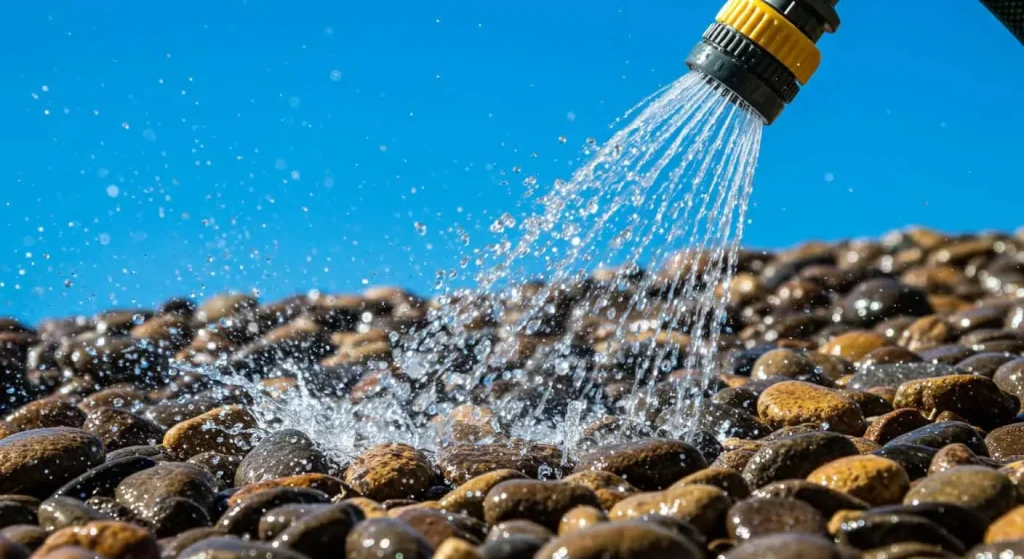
234,429,330,486
4,398,86,432
0,428,105,498
82,408,163,451
483,480,600,531
903,466,1017,521
535,521,700,559
886,421,989,456
345,518,434,559
834,512,964,554
608,484,730,535
438,440,570,485
343,443,434,501
34,521,159,559
893,374,1017,429
37,497,109,531
741,431,859,488
161,406,256,460
806,455,910,506
864,409,930,444
440,469,527,520
757,381,866,435
272,502,361,557
848,362,957,391
216,487,329,538
114,462,218,520
575,439,706,491
726,497,826,540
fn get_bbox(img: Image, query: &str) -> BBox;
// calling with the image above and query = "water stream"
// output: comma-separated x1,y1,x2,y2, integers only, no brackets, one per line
183,71,765,463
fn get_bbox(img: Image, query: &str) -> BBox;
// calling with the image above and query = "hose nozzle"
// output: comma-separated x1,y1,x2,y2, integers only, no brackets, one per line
686,0,840,124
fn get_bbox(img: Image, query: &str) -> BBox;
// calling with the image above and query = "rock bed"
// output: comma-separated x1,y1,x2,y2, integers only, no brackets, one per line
1,226,1024,558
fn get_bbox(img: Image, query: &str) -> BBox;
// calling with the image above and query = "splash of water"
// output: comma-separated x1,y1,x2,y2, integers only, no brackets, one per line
182,71,764,463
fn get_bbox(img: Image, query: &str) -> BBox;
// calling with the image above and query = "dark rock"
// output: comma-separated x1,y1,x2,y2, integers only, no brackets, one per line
886,421,989,456
575,439,706,491
837,278,932,327
724,533,851,559
479,535,544,559
438,440,571,485
272,503,361,557
751,480,869,518
726,497,826,540
177,536,307,559
38,497,109,531
0,428,105,498
741,431,859,488
848,362,958,391
54,456,157,501
216,487,328,538
0,501,36,530
81,408,163,451
257,503,331,540
344,518,433,559
834,512,964,554
235,429,329,487
115,462,218,521
872,444,939,480
535,521,701,559
483,480,601,531
865,502,988,549
902,466,1016,521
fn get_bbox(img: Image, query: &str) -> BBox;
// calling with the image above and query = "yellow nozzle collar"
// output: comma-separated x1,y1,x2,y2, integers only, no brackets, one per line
716,0,821,84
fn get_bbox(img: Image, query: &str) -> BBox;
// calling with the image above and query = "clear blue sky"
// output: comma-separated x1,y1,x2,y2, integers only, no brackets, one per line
2,1,1022,323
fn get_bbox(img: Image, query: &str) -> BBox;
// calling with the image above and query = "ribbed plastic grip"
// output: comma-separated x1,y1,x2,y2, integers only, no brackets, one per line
702,23,800,102
716,0,822,84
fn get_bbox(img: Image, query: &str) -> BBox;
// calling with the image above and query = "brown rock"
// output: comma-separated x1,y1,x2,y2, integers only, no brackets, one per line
726,497,827,540
35,521,158,559
985,505,1024,544
344,443,434,501
670,467,750,500
864,409,930,445
711,449,756,471
81,409,163,451
228,474,350,507
899,316,957,352
757,381,866,435
482,480,601,531
903,466,1016,521
558,505,606,535
437,440,570,485
608,484,730,535
985,423,1024,461
4,399,85,432
561,471,639,510
820,331,887,362
893,374,1017,429
751,349,817,381
0,428,105,498
161,406,256,460
807,455,910,506
575,439,706,491
928,443,992,474
433,538,484,559
535,521,701,559
440,469,527,520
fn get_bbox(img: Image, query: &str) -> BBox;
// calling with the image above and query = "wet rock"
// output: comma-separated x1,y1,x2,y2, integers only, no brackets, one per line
727,497,826,540
482,480,600,531
886,421,989,456
899,316,957,352
0,525,46,552
78,388,143,413
155,527,222,558
343,443,433,502
820,331,888,362
434,538,485,559
903,466,1016,521
723,533,851,559
711,448,756,471
144,496,210,538
82,409,163,452
115,462,218,521
105,445,168,463
919,344,977,365
345,518,434,559
956,352,1017,377
486,519,553,542
141,400,218,431
836,278,932,327
871,444,938,480
558,505,606,535
864,409,930,445
986,423,1024,461
440,470,528,521
807,455,910,506
608,484,730,535
398,507,481,548
272,502,361,557
84,497,137,524
671,467,750,500
0,428,105,498
535,521,701,559
216,487,329,538
968,541,1024,558
848,362,958,391
741,431,859,489
186,452,241,490
228,473,350,508
438,441,570,485
859,346,922,368
478,534,543,559
893,374,1017,429
4,399,86,432
867,502,989,550
38,497,109,531
929,443,992,474
757,381,866,435
177,536,307,559
575,439,706,491
161,406,256,460
561,471,638,511
694,402,770,440
835,512,964,554
751,349,818,380
751,479,868,518
0,501,36,529
35,521,159,559
837,389,892,417
993,358,1024,401
257,503,329,540
234,429,329,487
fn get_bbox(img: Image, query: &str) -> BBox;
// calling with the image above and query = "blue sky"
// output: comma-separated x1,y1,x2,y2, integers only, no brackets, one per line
1,1,1022,323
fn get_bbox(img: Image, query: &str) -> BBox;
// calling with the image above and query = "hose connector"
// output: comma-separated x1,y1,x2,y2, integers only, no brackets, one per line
686,0,840,124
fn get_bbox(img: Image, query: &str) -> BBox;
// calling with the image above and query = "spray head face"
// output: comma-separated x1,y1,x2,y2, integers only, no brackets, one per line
686,0,840,124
